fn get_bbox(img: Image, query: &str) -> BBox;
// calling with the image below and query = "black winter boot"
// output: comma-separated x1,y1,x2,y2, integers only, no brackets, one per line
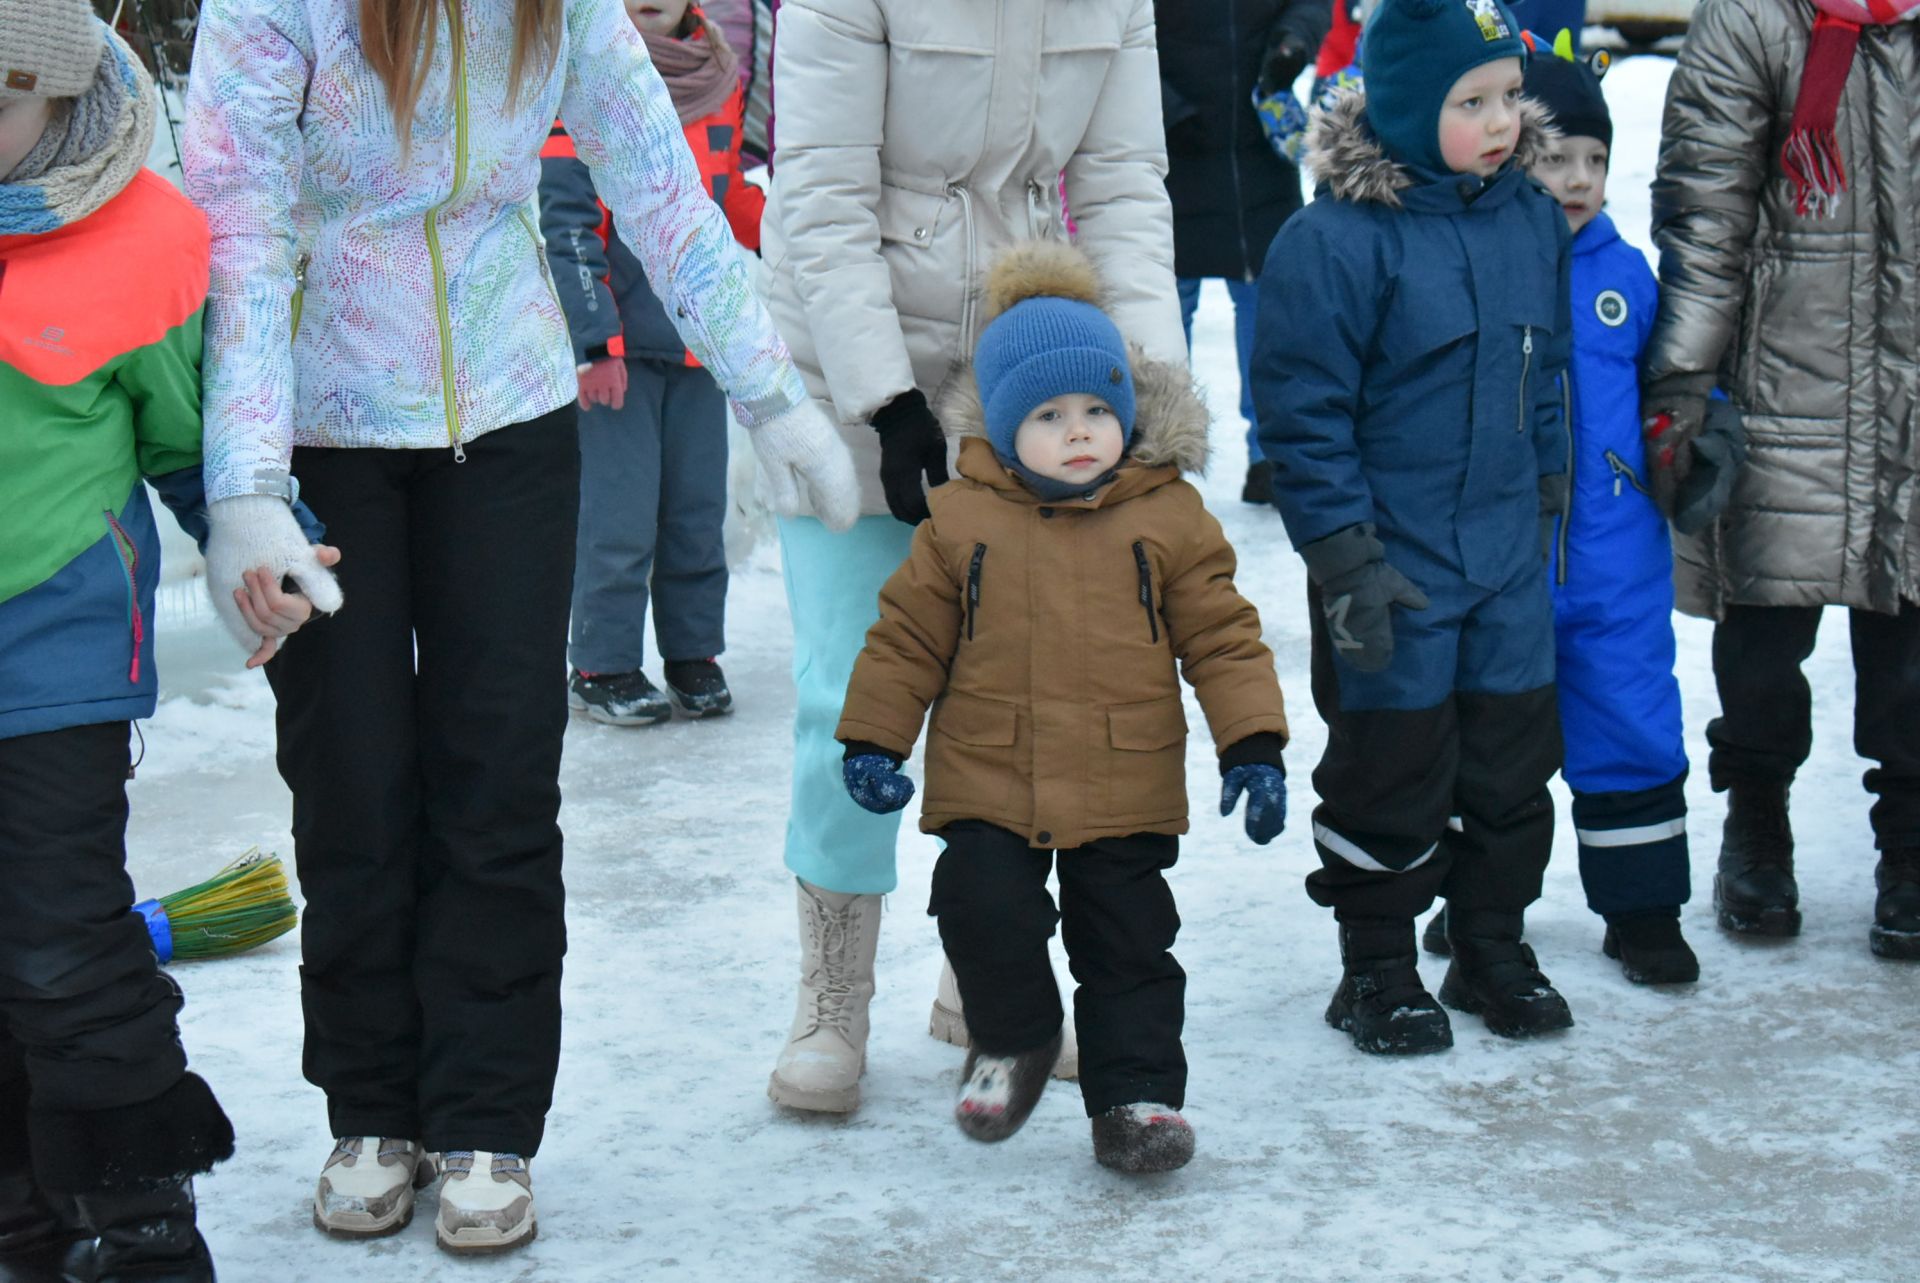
1241,460,1275,506
1714,782,1800,936
953,1031,1062,1142
1602,910,1700,985
662,659,733,718
1325,919,1452,1055
1421,905,1450,957
0,1180,88,1283
1870,848,1920,960
74,1181,212,1283
1091,1103,1195,1174
1438,910,1574,1038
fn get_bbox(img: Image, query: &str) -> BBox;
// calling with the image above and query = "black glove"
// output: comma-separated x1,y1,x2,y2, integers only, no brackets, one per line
1670,399,1748,536
1539,472,1569,563
870,388,950,526
1641,373,1713,521
1301,523,1430,675
1257,37,1313,99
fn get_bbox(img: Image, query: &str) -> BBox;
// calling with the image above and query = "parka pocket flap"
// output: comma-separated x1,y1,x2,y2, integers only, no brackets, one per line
934,691,1018,747
1107,697,1187,751
877,183,948,249
1379,293,1477,364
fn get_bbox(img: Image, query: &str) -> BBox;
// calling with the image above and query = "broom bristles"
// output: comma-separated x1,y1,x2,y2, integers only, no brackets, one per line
149,848,299,961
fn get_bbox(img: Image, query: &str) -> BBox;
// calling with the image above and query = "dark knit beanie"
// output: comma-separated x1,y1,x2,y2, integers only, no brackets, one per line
1362,0,1527,173
1521,30,1612,151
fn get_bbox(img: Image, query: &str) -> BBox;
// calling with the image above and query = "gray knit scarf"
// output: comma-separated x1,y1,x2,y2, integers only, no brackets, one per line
0,26,155,234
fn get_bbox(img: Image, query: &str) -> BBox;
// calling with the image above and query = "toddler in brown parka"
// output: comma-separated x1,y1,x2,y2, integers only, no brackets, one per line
834,242,1290,1174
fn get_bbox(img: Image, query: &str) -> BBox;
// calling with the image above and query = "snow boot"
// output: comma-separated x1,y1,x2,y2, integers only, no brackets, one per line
1601,910,1700,985
928,958,1080,1081
1438,910,1574,1038
1241,460,1275,506
312,1137,434,1238
953,1031,1062,1143
73,1180,214,1283
1870,848,1920,960
0,1167,86,1283
663,659,734,718
567,669,672,726
434,1152,534,1256
1421,905,1451,957
1714,782,1799,937
768,880,881,1114
1324,918,1452,1056
1091,1103,1195,1174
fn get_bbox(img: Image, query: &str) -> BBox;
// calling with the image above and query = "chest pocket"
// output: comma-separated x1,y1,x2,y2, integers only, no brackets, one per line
1378,288,1477,368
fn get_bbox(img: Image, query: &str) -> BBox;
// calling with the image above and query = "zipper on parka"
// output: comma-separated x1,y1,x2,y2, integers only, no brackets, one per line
1132,541,1159,644
1604,448,1653,498
1515,325,1534,435
966,543,986,640
425,0,471,462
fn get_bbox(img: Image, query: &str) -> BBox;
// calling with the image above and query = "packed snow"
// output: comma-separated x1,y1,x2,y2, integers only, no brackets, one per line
126,56,1916,1282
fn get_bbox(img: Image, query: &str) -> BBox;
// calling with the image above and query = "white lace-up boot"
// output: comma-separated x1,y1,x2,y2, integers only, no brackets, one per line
434,1151,535,1254
767,879,881,1113
312,1137,434,1237
929,956,1081,1082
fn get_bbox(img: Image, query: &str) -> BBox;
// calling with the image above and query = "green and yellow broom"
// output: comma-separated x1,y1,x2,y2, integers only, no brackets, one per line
133,848,298,963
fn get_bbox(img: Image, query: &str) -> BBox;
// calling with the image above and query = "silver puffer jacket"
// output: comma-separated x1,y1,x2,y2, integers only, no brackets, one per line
1646,0,1920,617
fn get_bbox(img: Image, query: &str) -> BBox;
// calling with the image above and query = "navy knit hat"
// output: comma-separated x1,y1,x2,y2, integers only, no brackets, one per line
1521,30,1612,151
1362,0,1527,174
972,243,1136,467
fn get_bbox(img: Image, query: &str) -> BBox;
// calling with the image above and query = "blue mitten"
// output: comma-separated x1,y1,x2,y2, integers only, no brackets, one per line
1221,763,1288,845
842,743,915,814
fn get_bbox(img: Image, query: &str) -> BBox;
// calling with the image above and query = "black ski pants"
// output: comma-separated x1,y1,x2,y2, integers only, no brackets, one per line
929,821,1185,1117
1709,602,1920,849
266,409,579,1156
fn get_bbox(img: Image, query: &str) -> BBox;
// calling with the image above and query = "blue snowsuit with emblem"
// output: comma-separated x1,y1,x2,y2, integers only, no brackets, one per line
1251,93,1569,919
1548,211,1691,917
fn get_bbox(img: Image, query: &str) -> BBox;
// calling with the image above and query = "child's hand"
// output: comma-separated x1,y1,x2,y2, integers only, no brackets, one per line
232,545,343,669
842,744,915,814
1220,762,1288,845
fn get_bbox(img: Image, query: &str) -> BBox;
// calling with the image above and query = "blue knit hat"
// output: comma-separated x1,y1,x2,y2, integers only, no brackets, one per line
972,243,1136,467
1363,0,1527,174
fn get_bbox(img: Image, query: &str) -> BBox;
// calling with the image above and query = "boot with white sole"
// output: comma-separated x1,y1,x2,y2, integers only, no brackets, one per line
312,1137,435,1238
768,879,881,1113
435,1151,535,1255
929,956,1080,1081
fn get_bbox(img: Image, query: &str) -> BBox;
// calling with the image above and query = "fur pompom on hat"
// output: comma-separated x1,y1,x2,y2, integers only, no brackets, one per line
0,0,104,101
972,241,1136,466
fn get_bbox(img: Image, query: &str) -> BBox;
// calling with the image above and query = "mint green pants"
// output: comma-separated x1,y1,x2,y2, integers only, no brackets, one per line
778,514,917,894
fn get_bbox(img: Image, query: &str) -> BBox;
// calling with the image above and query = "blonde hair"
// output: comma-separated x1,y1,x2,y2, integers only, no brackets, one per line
360,0,563,143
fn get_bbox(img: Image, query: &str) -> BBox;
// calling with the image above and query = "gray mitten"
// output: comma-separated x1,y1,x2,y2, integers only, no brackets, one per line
1301,524,1430,674
1670,399,1748,536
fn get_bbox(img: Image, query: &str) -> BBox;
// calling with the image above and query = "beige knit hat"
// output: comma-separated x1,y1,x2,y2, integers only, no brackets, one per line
0,0,105,101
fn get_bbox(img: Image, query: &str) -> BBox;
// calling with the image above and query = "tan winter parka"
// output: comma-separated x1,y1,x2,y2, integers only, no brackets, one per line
1646,0,1920,616
762,0,1185,517
835,352,1289,850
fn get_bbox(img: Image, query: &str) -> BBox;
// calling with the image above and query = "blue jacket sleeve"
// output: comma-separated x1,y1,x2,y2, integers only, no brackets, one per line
1250,207,1382,550
537,131,622,367
1533,219,1574,479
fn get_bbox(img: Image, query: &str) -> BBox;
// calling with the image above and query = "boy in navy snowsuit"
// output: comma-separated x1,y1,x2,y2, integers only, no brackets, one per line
1252,0,1574,1055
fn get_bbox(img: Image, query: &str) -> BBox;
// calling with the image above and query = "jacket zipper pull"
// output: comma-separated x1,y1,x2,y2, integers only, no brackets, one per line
453,441,466,463
966,543,986,641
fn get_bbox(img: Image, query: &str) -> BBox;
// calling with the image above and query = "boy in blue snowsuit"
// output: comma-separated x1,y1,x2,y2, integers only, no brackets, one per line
1252,0,1574,1056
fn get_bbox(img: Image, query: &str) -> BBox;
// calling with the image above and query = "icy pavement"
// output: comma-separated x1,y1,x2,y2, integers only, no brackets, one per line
123,55,1916,1283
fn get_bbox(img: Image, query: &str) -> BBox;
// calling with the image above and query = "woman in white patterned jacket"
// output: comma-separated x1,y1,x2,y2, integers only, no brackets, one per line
182,0,857,1255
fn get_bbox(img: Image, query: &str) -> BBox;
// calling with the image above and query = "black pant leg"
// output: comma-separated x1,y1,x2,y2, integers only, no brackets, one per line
1056,832,1185,1117
1849,602,1920,849
266,446,426,1142
1442,685,1562,913
1707,604,1824,789
409,410,579,1157
928,821,1062,1056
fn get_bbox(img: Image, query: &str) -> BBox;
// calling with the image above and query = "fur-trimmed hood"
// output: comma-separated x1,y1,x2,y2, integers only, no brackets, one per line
1304,88,1559,209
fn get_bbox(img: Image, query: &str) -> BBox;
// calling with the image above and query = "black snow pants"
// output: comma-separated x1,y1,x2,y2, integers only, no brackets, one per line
929,820,1186,1117
1709,602,1920,849
266,408,580,1157
0,722,231,1217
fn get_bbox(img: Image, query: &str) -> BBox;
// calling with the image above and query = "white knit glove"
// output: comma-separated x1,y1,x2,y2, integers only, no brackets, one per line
203,495,344,653
748,399,861,533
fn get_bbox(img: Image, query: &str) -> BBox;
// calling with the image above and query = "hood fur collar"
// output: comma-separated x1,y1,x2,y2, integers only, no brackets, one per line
1305,88,1559,209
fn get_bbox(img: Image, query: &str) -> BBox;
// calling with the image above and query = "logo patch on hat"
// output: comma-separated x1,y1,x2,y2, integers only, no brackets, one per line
1466,0,1512,41
1596,290,1628,328
5,70,37,92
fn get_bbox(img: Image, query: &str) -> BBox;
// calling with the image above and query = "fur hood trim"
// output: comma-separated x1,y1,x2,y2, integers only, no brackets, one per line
1305,88,1559,209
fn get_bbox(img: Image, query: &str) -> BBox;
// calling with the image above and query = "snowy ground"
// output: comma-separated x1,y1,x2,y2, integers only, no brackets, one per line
125,56,1920,1282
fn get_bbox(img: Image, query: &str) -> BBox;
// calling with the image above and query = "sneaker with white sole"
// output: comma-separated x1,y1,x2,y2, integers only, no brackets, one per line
312,1137,434,1238
435,1151,535,1255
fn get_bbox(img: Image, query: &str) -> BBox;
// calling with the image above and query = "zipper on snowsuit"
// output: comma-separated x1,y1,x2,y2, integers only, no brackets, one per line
1556,369,1573,586
426,0,471,462
966,543,986,640
104,511,144,684
1515,325,1534,434
1604,448,1653,498
1132,541,1159,643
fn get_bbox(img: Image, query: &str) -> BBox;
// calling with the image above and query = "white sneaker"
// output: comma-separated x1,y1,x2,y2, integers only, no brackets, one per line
768,880,881,1113
312,1137,433,1237
434,1151,535,1255
930,957,1081,1081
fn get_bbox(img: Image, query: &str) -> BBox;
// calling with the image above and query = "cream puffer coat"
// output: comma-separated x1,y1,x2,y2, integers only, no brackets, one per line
762,0,1185,517
1646,0,1920,617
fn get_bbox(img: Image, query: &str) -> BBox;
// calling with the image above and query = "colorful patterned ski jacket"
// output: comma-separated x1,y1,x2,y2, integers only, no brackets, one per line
0,170,208,740
183,0,806,504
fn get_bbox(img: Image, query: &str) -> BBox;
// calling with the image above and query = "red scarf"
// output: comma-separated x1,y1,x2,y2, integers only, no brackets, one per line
1784,0,1917,218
